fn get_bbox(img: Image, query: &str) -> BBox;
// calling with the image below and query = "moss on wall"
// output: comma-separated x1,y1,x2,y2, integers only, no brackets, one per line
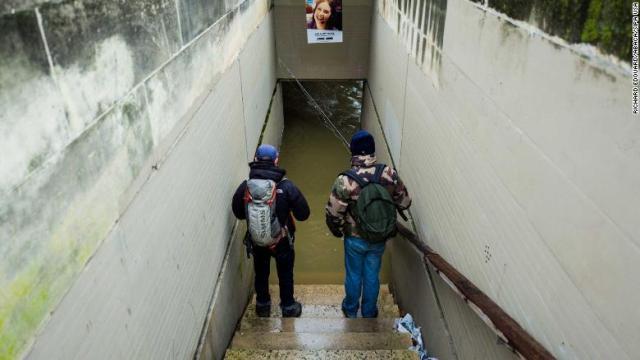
1,0,270,357
0,89,151,359
580,0,631,59
474,0,632,60
0,242,93,360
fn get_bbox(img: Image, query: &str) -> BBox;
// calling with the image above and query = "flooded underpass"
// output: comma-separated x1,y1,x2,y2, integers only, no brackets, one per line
274,80,390,284
3,0,631,357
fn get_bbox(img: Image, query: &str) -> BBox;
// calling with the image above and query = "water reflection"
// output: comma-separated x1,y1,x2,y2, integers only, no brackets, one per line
275,80,390,284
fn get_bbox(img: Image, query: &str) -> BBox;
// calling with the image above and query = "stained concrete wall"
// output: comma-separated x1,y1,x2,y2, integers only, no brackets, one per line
365,0,637,359
0,0,277,358
273,0,372,79
363,85,515,359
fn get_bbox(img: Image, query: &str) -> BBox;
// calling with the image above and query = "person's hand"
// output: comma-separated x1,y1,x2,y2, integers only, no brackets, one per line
325,217,343,238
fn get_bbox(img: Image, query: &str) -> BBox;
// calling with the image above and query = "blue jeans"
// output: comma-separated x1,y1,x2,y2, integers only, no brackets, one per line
342,236,386,318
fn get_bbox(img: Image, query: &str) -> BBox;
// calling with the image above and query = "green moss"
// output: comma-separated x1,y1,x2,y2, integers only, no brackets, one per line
487,0,631,60
0,265,51,360
581,0,602,43
580,0,632,59
0,208,111,359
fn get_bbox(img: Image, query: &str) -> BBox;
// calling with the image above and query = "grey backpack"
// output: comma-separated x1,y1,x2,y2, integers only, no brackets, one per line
243,179,282,247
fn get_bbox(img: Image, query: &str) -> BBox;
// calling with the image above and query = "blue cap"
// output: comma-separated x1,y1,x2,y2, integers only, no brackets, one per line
350,130,375,155
255,144,279,162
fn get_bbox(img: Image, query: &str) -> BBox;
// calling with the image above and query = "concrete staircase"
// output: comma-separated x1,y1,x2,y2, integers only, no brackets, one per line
224,284,419,359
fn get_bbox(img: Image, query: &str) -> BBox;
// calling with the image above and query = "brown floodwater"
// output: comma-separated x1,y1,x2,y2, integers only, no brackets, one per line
271,80,390,284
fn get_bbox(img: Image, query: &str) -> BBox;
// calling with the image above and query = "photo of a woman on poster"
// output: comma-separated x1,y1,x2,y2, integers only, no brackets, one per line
307,0,341,30
305,0,342,43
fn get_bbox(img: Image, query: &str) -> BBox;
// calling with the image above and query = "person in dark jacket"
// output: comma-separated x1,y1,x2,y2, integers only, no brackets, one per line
232,144,310,317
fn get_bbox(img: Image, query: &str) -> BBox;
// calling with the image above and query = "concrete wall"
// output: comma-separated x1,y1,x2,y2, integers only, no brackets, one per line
273,0,372,79
366,0,638,359
389,234,520,360
196,221,253,360
0,0,277,358
260,84,286,148
196,83,285,360
363,86,515,360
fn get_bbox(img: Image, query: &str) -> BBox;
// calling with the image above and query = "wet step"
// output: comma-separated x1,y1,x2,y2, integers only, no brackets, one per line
239,317,398,333
226,284,411,359
224,349,420,359
263,284,394,306
243,303,400,319
229,332,413,351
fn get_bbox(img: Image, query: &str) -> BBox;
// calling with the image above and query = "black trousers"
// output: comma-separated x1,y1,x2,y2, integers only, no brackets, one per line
253,239,295,307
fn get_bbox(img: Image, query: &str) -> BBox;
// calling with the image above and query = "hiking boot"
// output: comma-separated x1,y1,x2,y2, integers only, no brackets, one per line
341,306,357,319
255,301,271,317
362,309,379,318
281,301,302,318
341,307,349,318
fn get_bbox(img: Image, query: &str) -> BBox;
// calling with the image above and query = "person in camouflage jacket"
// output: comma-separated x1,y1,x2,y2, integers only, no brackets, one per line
325,130,411,318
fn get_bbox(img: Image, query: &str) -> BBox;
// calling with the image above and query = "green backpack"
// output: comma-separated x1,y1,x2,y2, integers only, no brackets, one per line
341,164,398,243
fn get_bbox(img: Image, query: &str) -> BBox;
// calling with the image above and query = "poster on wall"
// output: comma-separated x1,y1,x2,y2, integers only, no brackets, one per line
305,0,342,44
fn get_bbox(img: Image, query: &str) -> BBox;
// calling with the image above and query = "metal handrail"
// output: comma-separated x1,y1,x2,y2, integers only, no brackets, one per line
396,223,555,360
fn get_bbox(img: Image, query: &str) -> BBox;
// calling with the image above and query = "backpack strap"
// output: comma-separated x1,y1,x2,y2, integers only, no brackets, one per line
340,164,387,187
340,169,368,188
371,164,386,184
243,182,252,205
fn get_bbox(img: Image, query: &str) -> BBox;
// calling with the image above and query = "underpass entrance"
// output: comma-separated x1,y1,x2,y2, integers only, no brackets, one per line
274,80,390,284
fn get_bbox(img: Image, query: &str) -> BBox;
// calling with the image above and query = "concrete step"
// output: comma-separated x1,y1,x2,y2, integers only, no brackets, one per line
224,349,420,359
243,303,400,319
229,332,413,351
239,317,398,333
259,284,395,307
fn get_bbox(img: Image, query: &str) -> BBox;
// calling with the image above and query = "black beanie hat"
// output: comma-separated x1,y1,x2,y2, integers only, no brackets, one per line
350,130,375,155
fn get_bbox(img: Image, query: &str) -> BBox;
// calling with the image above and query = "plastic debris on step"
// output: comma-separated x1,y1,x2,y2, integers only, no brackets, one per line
395,313,438,360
